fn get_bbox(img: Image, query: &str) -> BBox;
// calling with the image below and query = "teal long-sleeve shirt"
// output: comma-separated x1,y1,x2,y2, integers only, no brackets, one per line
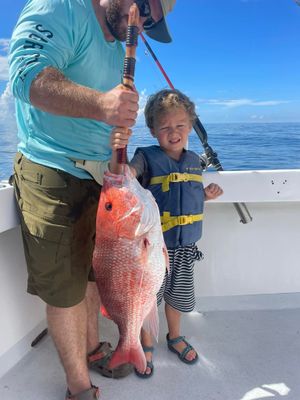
9,0,125,178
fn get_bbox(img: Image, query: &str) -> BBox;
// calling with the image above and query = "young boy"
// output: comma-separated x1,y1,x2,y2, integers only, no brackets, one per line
110,89,223,378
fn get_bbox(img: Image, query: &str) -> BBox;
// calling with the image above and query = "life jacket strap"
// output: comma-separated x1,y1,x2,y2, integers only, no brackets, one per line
150,173,203,192
160,211,203,232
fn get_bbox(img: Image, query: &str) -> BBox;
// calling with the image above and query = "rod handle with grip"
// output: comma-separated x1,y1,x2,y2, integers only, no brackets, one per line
116,4,139,169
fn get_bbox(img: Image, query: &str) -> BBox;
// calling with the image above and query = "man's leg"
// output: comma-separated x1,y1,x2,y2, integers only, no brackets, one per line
86,281,101,353
13,155,102,397
47,299,91,395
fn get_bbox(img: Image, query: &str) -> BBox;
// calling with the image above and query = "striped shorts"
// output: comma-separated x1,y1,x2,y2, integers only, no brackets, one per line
157,243,204,313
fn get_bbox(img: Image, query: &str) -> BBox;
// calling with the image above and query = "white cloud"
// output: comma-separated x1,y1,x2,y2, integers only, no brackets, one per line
0,38,10,81
0,82,17,131
203,98,289,108
137,88,148,126
251,114,265,120
0,55,9,81
0,39,10,53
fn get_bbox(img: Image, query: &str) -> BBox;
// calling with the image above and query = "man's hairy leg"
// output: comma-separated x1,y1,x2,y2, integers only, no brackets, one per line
47,300,91,395
86,282,101,353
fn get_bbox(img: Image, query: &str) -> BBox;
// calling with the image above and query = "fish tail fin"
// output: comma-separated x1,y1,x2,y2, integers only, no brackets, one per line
108,342,146,372
142,301,159,342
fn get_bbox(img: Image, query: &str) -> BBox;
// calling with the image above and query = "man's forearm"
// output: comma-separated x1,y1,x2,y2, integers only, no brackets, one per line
29,67,105,121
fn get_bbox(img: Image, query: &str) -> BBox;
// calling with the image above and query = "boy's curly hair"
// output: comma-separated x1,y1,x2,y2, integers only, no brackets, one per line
144,89,197,130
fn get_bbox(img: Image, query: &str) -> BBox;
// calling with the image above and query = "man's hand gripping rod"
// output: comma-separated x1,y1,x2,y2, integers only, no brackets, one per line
140,32,252,224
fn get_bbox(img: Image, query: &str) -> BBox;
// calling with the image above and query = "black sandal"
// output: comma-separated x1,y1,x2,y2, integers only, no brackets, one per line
65,384,99,399
88,342,133,379
166,334,198,364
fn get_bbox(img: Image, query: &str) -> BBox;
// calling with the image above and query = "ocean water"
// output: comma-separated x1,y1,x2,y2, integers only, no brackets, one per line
1,122,300,181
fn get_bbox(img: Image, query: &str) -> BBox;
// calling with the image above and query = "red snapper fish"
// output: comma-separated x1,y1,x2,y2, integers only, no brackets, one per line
93,166,168,372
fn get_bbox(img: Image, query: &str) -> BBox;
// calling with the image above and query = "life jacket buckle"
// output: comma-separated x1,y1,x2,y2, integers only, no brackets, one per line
169,172,180,182
169,172,189,183
177,215,191,225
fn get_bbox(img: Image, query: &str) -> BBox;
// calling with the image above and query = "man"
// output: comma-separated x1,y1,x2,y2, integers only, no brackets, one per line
9,0,176,399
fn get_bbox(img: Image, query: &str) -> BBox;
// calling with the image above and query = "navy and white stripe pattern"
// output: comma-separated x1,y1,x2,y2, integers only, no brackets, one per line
157,243,204,313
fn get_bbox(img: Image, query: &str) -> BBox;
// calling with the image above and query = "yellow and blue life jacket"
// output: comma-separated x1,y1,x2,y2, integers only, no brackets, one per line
136,146,205,248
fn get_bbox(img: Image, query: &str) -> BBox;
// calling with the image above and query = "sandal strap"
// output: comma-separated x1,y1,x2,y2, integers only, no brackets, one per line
88,341,112,357
88,351,110,364
166,334,186,346
88,342,112,365
146,360,154,369
167,334,197,361
142,345,154,353
66,385,99,400
179,344,193,360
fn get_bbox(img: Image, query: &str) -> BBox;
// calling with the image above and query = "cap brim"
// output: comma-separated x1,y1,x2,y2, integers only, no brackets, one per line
144,18,172,43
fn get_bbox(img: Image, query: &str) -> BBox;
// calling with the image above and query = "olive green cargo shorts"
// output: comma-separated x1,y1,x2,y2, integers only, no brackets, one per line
12,152,101,307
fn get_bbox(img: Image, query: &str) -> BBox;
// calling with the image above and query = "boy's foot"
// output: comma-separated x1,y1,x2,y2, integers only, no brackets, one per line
166,334,198,364
134,346,154,379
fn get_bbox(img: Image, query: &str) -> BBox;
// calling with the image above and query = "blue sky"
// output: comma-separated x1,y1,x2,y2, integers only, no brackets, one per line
0,0,300,125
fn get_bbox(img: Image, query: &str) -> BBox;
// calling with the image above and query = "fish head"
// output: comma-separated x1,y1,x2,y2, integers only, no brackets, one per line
97,167,147,240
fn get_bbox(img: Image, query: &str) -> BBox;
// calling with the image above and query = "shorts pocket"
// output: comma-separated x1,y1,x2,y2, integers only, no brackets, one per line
15,157,72,244
22,209,72,245
20,157,68,189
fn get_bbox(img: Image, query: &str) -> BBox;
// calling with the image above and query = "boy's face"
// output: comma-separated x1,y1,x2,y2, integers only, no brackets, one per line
151,108,192,160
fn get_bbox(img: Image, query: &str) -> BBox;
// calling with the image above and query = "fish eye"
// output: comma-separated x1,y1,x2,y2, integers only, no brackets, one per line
105,202,112,211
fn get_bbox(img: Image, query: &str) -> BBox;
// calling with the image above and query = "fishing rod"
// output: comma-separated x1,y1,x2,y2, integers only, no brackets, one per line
116,4,140,169
140,32,252,224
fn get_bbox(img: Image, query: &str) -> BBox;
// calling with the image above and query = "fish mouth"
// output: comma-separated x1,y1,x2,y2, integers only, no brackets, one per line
104,171,125,188
104,166,136,188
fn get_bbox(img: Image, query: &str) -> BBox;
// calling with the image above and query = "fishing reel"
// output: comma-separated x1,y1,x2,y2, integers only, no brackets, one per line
199,154,210,170
199,147,221,171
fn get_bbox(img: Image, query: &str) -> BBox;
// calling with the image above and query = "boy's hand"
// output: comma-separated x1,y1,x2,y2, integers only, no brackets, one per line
110,127,132,150
204,183,223,200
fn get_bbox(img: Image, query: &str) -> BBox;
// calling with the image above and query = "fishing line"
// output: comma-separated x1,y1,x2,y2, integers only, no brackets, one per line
141,48,168,92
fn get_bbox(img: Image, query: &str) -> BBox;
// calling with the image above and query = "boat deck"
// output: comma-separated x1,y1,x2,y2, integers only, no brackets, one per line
1,307,300,400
